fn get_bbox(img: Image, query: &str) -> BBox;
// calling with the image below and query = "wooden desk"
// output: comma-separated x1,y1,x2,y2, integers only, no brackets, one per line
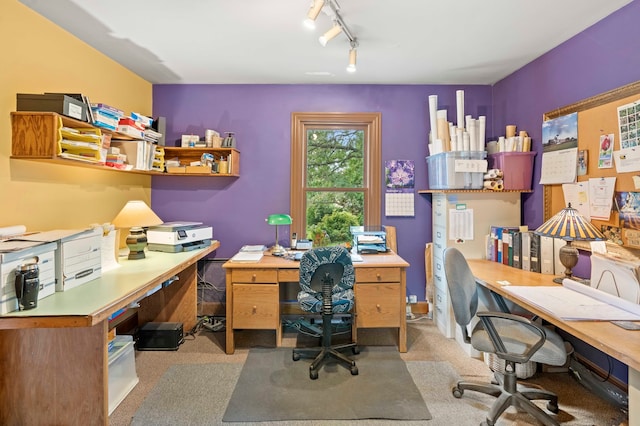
0,242,219,426
468,259,640,425
223,251,410,354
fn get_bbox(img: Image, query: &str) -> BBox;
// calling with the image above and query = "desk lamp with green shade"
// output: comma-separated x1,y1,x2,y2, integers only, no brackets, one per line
534,203,604,283
266,214,292,256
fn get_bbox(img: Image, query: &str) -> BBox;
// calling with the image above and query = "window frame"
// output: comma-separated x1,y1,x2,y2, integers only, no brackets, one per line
290,112,381,239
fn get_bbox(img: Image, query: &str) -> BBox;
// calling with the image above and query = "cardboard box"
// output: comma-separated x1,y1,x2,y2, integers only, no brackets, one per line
0,242,57,314
17,93,87,121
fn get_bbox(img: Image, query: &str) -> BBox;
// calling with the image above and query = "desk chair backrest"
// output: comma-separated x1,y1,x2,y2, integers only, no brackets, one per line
443,247,478,333
298,246,354,314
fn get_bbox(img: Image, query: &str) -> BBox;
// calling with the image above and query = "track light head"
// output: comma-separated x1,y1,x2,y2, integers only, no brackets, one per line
347,48,357,73
319,24,342,46
303,0,325,29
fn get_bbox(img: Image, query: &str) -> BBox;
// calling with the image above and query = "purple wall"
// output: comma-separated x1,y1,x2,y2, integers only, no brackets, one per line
151,84,493,300
493,0,640,382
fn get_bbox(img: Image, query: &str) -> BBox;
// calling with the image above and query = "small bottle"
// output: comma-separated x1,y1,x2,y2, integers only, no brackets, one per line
291,232,297,249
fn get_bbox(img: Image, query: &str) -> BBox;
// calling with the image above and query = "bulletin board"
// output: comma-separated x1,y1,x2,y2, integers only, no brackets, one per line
543,80,640,256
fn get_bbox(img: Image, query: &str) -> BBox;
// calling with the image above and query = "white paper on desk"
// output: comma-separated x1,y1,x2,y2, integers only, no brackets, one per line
503,284,640,321
614,147,640,173
562,182,590,219
589,177,616,220
230,252,263,262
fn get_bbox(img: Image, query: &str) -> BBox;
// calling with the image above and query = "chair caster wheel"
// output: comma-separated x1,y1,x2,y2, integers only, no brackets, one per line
309,369,318,380
546,401,559,413
352,346,360,355
481,420,494,426
350,365,359,375
452,386,463,398
292,352,300,361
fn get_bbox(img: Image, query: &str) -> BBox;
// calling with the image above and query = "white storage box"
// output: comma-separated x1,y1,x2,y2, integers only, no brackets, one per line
54,229,102,291
0,241,57,314
108,335,138,415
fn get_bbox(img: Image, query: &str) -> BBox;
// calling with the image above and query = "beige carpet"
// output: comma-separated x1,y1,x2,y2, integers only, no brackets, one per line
110,317,628,425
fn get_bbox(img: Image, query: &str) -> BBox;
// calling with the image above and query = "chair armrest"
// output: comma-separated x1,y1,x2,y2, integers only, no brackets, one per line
476,311,547,364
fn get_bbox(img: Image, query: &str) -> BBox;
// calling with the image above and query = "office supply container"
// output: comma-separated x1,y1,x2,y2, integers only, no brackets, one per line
488,151,536,190
426,151,486,190
108,335,138,415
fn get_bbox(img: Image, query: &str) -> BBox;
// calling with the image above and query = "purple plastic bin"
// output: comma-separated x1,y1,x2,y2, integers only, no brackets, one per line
488,151,536,190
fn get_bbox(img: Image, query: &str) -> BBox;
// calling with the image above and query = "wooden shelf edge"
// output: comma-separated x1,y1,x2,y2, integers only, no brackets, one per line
10,157,239,177
418,189,533,194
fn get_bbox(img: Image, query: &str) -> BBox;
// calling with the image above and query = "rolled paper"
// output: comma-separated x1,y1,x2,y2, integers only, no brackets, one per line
497,136,505,152
523,136,531,152
433,138,444,154
506,125,516,138
437,116,450,151
465,115,472,131
484,171,497,180
478,116,486,151
462,132,470,151
456,128,464,151
468,118,477,151
519,130,528,139
486,141,498,155
450,132,458,151
428,95,439,144
483,180,496,190
456,90,465,129
494,182,504,191
0,225,27,238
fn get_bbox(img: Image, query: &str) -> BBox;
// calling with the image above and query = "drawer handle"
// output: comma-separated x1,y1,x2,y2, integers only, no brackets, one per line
436,263,441,270
376,304,381,312
437,294,442,302
252,274,257,282
376,273,381,281
435,274,442,281
252,306,257,314
436,231,442,238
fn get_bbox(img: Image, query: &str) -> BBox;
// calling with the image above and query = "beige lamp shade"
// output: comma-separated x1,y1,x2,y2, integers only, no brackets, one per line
112,200,163,229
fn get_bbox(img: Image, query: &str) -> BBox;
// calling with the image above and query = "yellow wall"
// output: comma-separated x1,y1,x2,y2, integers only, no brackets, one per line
1,0,153,232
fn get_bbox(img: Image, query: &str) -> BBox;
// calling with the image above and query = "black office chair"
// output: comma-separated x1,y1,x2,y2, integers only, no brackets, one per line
292,246,359,379
443,247,568,426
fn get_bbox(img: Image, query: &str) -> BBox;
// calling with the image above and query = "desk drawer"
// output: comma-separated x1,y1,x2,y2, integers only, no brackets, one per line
354,283,401,328
278,269,299,282
433,258,446,292
232,283,279,329
355,267,400,283
232,269,278,283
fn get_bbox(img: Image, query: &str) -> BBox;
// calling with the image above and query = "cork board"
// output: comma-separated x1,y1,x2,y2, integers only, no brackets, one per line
543,80,640,256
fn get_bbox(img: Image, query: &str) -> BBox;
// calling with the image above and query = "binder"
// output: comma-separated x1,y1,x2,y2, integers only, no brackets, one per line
521,231,531,271
512,231,522,269
530,232,541,273
540,235,555,275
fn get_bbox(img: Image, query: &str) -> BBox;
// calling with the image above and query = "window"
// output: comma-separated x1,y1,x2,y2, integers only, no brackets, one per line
290,112,381,246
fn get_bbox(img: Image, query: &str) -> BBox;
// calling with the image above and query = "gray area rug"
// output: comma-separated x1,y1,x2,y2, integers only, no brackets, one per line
222,346,431,422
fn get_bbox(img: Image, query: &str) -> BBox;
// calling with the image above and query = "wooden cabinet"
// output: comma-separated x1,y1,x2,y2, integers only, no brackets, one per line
10,112,240,177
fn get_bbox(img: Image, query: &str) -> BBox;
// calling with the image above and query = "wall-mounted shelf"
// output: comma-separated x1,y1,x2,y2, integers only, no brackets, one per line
10,112,240,177
418,189,533,194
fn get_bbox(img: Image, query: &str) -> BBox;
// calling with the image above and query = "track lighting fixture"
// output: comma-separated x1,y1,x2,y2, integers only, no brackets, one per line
303,0,325,29
347,47,357,73
319,24,342,46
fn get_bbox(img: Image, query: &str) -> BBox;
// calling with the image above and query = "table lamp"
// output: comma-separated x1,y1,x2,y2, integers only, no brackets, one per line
112,200,163,260
534,203,604,283
266,214,292,256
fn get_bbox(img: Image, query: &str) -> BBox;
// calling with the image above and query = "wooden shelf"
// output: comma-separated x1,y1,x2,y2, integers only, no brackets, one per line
10,112,240,177
418,189,532,194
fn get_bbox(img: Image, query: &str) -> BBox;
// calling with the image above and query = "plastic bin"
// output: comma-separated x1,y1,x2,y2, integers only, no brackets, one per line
426,151,487,190
488,151,536,190
108,335,139,415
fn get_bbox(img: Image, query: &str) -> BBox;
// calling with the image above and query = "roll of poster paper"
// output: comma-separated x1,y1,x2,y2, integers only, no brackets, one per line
506,125,516,138
523,136,531,151
0,225,26,238
437,110,450,151
483,180,497,190
486,141,498,155
495,181,504,191
428,95,439,144
468,118,477,151
478,116,486,150
456,128,464,151
456,90,465,129
463,132,470,151
498,136,505,152
484,169,503,179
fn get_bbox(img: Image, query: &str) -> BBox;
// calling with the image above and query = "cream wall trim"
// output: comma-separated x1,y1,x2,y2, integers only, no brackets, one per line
2,0,153,232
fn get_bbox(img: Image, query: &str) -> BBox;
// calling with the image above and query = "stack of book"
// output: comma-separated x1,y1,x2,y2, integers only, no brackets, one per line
90,103,124,131
487,226,561,275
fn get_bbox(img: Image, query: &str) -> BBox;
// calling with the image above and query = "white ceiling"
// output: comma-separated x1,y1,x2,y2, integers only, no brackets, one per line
21,0,633,85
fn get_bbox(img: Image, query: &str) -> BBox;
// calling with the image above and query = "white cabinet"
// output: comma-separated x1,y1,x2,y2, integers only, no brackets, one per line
431,192,521,355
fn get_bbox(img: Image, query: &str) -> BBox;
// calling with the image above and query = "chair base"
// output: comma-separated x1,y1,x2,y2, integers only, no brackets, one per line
452,373,559,426
293,342,359,380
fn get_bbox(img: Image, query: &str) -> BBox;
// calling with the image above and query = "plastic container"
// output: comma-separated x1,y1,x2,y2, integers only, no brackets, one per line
108,335,139,415
426,151,487,190
488,151,536,190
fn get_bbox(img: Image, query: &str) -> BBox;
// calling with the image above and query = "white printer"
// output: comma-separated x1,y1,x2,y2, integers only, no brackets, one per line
147,222,212,253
